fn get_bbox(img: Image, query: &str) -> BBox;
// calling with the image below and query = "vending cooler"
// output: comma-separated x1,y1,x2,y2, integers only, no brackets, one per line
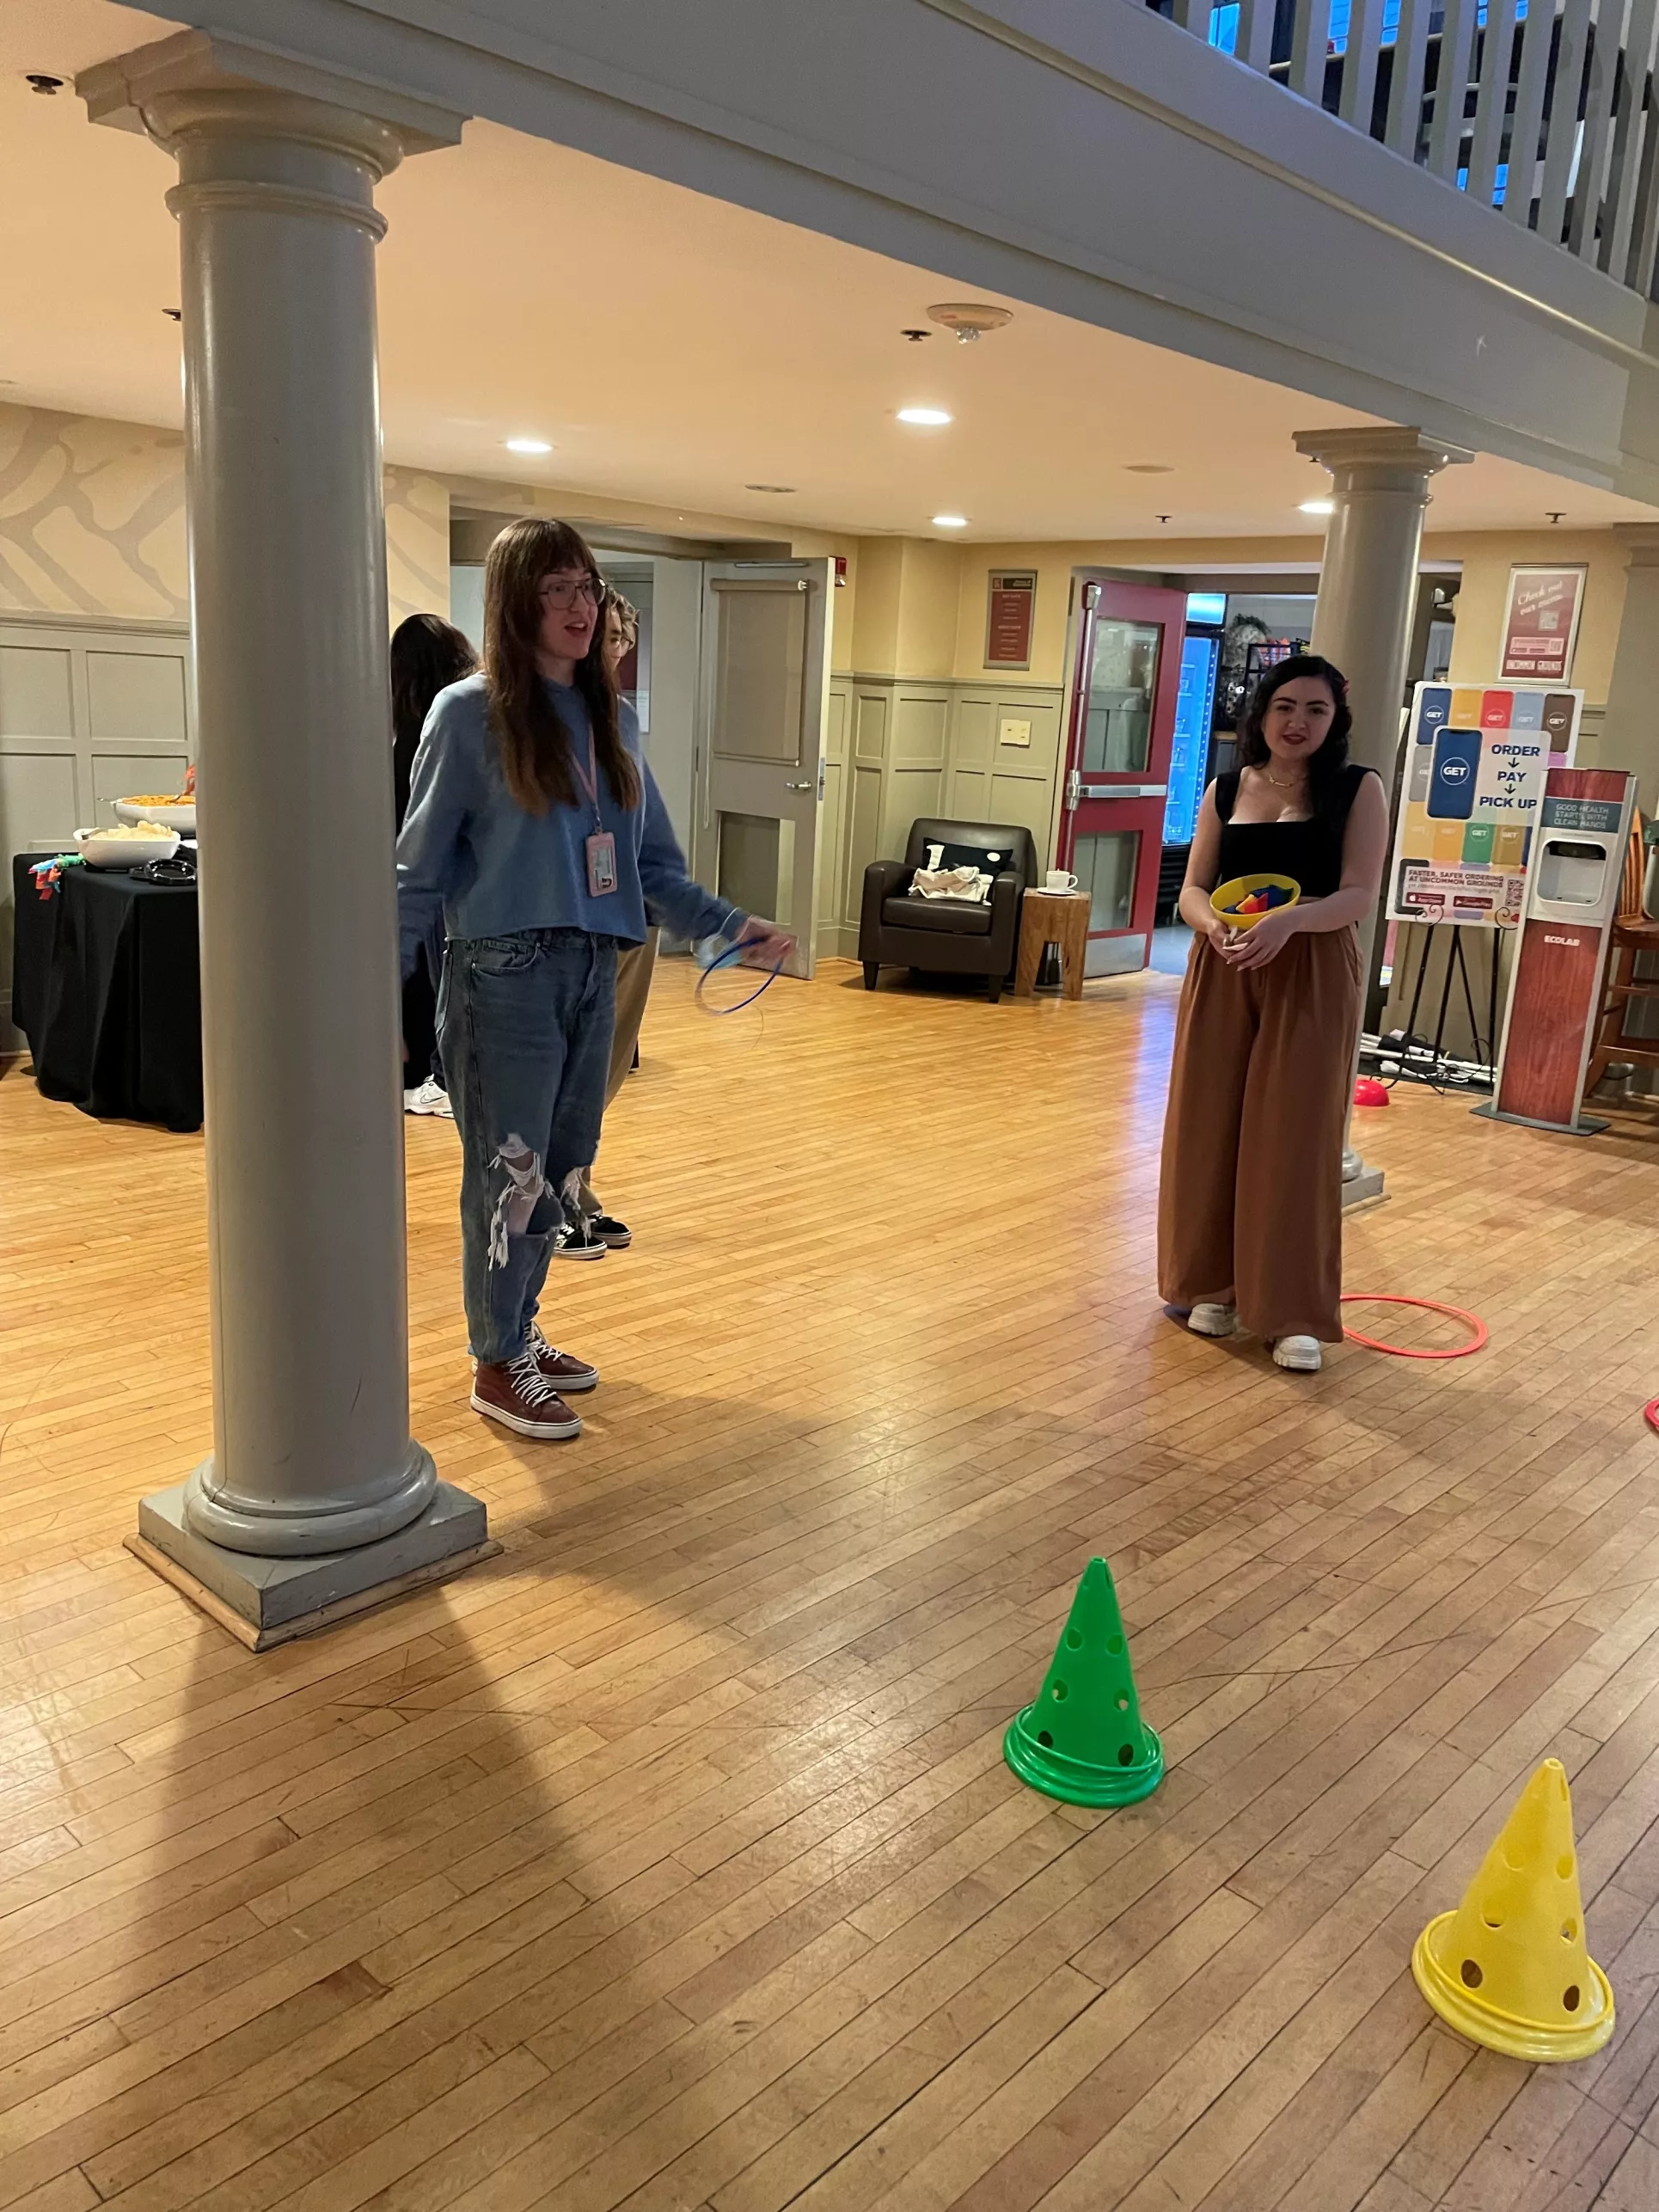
1478,767,1638,1136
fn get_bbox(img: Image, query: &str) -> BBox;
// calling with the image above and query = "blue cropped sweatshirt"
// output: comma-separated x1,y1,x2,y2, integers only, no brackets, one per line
396,673,743,978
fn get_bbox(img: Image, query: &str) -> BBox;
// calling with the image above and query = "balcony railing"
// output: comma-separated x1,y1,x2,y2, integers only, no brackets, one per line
1149,0,1659,297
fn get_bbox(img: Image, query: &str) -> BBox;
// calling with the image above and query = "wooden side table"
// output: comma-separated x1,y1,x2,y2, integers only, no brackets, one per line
1014,889,1091,1000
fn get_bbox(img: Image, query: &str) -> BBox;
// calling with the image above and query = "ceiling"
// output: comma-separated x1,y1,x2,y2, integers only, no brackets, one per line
5,0,1657,544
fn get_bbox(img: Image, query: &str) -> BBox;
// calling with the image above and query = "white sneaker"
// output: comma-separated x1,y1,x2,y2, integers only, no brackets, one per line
1272,1335,1322,1371
404,1077,453,1119
1186,1303,1237,1338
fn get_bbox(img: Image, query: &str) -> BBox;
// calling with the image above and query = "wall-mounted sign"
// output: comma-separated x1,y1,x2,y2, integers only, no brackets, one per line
834,555,848,589
1387,681,1582,927
986,570,1037,669
1499,564,1587,683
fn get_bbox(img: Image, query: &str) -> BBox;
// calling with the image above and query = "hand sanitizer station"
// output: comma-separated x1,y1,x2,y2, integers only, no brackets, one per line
1481,768,1638,1136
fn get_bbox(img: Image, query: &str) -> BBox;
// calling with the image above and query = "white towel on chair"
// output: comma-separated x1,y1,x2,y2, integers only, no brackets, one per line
910,866,991,903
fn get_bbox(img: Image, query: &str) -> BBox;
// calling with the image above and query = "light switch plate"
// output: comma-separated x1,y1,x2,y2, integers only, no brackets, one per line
998,717,1032,748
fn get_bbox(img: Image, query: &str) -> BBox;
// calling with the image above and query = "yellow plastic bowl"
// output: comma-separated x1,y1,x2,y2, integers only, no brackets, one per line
1210,873,1301,930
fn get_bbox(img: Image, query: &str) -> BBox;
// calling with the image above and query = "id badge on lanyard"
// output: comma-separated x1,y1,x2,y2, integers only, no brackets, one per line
586,831,617,897
573,728,617,898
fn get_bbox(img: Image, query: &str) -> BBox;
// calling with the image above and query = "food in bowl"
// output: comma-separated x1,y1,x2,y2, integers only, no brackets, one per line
114,794,197,831
74,824,182,870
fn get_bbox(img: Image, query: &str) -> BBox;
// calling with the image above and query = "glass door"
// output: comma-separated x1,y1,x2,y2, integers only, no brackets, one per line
1058,577,1188,976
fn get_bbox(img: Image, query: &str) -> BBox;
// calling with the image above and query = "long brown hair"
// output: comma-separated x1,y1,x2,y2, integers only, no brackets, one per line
481,518,641,816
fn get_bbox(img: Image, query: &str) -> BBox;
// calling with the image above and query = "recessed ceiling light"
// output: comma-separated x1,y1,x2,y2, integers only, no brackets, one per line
1300,499,1335,515
932,513,969,529
505,437,552,455
897,406,952,426
745,483,796,493
1124,463,1174,475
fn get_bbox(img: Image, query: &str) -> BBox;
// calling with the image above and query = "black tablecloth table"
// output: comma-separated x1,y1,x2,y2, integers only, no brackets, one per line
11,853,203,1131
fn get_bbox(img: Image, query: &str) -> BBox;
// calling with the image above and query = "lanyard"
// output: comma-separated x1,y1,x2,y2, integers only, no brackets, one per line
569,726,603,831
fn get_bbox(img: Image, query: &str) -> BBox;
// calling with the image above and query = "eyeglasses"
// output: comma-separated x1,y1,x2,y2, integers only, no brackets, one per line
537,575,603,610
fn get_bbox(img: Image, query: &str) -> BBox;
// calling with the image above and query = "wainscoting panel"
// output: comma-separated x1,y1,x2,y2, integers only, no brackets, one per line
0,613,193,1049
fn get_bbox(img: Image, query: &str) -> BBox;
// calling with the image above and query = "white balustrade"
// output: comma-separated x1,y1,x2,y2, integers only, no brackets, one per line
1154,0,1659,295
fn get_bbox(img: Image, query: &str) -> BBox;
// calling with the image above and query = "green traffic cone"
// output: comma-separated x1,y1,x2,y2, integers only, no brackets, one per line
1004,1557,1163,1807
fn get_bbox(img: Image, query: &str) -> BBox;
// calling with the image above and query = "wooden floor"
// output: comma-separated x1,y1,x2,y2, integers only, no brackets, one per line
6,956,1659,2212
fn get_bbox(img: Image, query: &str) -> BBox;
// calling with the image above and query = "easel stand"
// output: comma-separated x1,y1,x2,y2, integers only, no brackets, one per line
1366,922,1498,1092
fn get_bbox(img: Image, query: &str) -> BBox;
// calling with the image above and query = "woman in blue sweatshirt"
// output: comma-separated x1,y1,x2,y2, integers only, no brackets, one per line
398,518,793,1441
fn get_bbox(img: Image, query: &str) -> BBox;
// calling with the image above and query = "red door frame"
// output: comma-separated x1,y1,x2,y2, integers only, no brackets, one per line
1056,575,1188,974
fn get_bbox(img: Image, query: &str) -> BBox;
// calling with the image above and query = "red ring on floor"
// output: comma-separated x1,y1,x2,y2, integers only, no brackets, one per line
1644,1397,1659,1435
1339,1294,1488,1359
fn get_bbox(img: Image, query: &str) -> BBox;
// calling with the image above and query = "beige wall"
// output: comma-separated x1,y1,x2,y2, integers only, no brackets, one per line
0,403,187,622
0,402,452,628
6,396,1639,746
949,536,1323,683
845,536,963,676
936,527,1630,700
1429,529,1626,701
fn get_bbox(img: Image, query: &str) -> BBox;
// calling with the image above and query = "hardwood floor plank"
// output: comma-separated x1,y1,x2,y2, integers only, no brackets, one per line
6,964,1659,2212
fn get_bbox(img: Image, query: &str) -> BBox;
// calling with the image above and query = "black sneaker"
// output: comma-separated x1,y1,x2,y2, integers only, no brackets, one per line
591,1213,632,1249
552,1216,607,1262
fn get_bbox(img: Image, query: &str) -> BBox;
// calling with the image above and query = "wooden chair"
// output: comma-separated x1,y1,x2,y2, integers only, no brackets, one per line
1585,812,1659,1095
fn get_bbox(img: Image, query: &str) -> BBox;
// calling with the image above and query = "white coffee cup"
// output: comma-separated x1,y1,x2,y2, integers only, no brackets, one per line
1044,869,1079,893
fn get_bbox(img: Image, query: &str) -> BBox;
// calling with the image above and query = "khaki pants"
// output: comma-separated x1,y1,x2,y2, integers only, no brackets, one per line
1157,928,1361,1344
577,928,658,1216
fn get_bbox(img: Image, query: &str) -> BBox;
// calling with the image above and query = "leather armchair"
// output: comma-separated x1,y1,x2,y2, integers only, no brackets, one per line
859,817,1038,1002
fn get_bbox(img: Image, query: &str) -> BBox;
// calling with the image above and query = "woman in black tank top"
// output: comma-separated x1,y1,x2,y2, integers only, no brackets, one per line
1157,656,1389,1373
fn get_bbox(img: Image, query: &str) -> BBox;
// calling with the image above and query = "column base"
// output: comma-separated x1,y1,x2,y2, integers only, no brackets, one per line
131,1479,497,1651
1341,1149,1387,1208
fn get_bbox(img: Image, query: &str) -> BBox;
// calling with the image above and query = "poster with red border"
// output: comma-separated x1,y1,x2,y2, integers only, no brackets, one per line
1499,565,1587,683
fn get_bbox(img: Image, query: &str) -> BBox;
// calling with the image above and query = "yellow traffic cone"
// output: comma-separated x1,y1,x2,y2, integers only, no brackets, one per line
1412,1758,1613,2062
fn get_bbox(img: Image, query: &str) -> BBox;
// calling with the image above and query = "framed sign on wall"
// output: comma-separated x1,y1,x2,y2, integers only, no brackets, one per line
985,570,1036,669
1498,565,1587,684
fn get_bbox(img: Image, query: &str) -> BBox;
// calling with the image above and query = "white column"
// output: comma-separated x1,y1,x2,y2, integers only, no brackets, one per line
1601,528,1659,815
80,36,489,1645
1294,426,1472,1199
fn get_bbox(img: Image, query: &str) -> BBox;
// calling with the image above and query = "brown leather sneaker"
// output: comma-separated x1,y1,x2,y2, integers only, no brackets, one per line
529,1327,598,1394
471,1347,583,1439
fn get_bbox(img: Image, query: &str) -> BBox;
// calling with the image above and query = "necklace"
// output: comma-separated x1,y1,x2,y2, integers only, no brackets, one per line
1263,767,1306,789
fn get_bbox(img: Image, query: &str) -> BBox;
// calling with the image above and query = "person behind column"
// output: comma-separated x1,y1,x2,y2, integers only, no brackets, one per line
398,518,793,1441
563,587,654,1256
392,613,479,1119
1158,655,1388,1374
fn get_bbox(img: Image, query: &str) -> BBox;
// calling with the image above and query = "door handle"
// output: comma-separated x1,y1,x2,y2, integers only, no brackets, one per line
784,779,813,791
1078,782,1167,800
1065,768,1080,811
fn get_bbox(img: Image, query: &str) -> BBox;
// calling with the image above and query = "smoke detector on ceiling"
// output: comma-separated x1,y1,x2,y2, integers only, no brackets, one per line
927,303,1013,344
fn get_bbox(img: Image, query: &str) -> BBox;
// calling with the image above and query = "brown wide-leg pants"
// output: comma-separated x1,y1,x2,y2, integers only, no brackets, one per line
576,928,659,1217
1158,927,1362,1344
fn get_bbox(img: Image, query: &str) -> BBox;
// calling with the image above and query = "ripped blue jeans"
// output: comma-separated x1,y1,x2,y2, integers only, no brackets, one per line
438,928,619,1365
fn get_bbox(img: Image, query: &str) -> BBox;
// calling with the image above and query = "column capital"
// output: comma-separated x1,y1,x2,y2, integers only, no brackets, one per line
1613,522,1659,567
78,28,465,175
1293,426,1474,477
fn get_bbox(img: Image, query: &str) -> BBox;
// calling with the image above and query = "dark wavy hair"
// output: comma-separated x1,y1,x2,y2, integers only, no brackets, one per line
1237,653,1352,816
390,613,476,827
391,614,477,752
482,518,641,817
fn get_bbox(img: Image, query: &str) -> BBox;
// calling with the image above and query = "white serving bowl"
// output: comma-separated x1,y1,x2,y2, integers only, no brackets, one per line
114,797,196,832
75,827,181,870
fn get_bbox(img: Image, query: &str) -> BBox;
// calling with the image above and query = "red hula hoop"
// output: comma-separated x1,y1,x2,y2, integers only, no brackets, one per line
1340,1294,1488,1360
1644,1398,1659,1435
